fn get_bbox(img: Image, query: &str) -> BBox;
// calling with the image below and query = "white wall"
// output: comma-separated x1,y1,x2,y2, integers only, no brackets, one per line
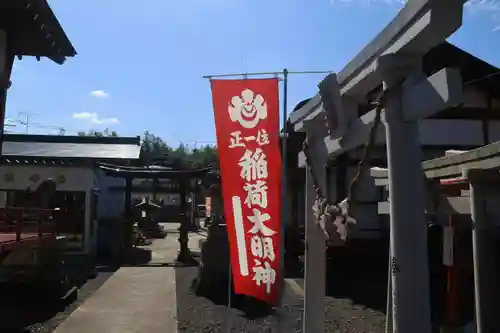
94,169,126,218
0,165,94,192
0,165,95,253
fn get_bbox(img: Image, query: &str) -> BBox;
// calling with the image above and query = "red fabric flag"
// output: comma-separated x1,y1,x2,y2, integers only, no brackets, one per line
211,78,282,305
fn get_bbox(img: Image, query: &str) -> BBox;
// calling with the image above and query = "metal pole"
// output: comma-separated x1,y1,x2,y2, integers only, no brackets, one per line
384,76,431,333
224,262,233,333
202,70,332,80
275,68,289,332
281,68,288,288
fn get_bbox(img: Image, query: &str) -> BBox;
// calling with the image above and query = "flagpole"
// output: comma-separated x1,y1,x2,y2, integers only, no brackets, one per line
225,262,233,333
202,70,331,80
280,67,288,293
204,69,333,330
275,68,289,332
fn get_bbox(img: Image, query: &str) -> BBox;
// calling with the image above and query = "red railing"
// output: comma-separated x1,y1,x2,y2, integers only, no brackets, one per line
0,207,60,243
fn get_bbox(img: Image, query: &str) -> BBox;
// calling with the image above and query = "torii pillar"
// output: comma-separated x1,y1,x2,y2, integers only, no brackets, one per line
381,57,431,333
379,55,462,333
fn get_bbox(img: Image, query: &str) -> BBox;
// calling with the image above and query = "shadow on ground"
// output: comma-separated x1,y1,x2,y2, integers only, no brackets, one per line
191,273,274,320
0,283,64,332
287,241,389,313
323,244,389,313
0,261,119,333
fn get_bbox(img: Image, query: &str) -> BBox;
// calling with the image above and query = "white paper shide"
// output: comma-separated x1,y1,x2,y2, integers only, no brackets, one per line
228,88,276,295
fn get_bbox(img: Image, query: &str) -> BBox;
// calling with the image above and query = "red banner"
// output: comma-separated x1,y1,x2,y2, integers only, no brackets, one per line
211,78,282,305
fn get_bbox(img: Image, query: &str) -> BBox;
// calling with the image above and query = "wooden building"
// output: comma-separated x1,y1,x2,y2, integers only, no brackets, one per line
0,134,142,254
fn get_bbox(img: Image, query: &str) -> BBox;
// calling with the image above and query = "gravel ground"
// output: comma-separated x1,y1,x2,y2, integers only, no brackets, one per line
175,266,386,333
0,265,118,333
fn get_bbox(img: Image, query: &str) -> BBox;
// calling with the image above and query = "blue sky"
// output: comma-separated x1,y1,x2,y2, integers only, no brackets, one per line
6,0,500,148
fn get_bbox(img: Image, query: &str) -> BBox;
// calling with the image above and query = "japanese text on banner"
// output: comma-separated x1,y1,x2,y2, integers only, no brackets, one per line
211,79,282,304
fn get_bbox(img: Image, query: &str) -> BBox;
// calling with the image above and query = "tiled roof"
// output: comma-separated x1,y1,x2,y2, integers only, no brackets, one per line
1,134,141,160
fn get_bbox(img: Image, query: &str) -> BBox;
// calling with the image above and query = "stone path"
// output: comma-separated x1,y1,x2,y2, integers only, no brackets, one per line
54,224,204,333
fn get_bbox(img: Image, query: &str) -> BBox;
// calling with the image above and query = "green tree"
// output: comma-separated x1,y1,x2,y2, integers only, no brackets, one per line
78,129,219,168
77,128,118,137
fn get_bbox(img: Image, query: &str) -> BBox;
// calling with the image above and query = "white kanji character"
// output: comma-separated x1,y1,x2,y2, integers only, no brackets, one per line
251,235,263,258
229,131,245,148
262,237,275,262
256,129,270,146
238,148,268,182
243,135,256,142
252,259,276,294
243,180,268,208
251,236,275,262
247,208,275,236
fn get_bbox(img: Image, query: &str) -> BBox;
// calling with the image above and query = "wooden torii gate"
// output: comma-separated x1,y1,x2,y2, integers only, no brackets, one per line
290,1,468,332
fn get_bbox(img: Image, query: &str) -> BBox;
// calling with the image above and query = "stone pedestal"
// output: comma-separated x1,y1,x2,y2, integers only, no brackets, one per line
194,219,272,316
176,212,195,265
195,221,231,298
193,179,271,315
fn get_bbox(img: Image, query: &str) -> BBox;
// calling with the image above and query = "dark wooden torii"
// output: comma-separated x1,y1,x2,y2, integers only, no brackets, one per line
97,163,213,263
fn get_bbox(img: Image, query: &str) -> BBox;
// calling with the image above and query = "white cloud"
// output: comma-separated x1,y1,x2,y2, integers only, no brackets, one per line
92,116,119,125
73,112,96,120
465,0,500,12
465,0,500,31
90,90,109,98
72,112,119,125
